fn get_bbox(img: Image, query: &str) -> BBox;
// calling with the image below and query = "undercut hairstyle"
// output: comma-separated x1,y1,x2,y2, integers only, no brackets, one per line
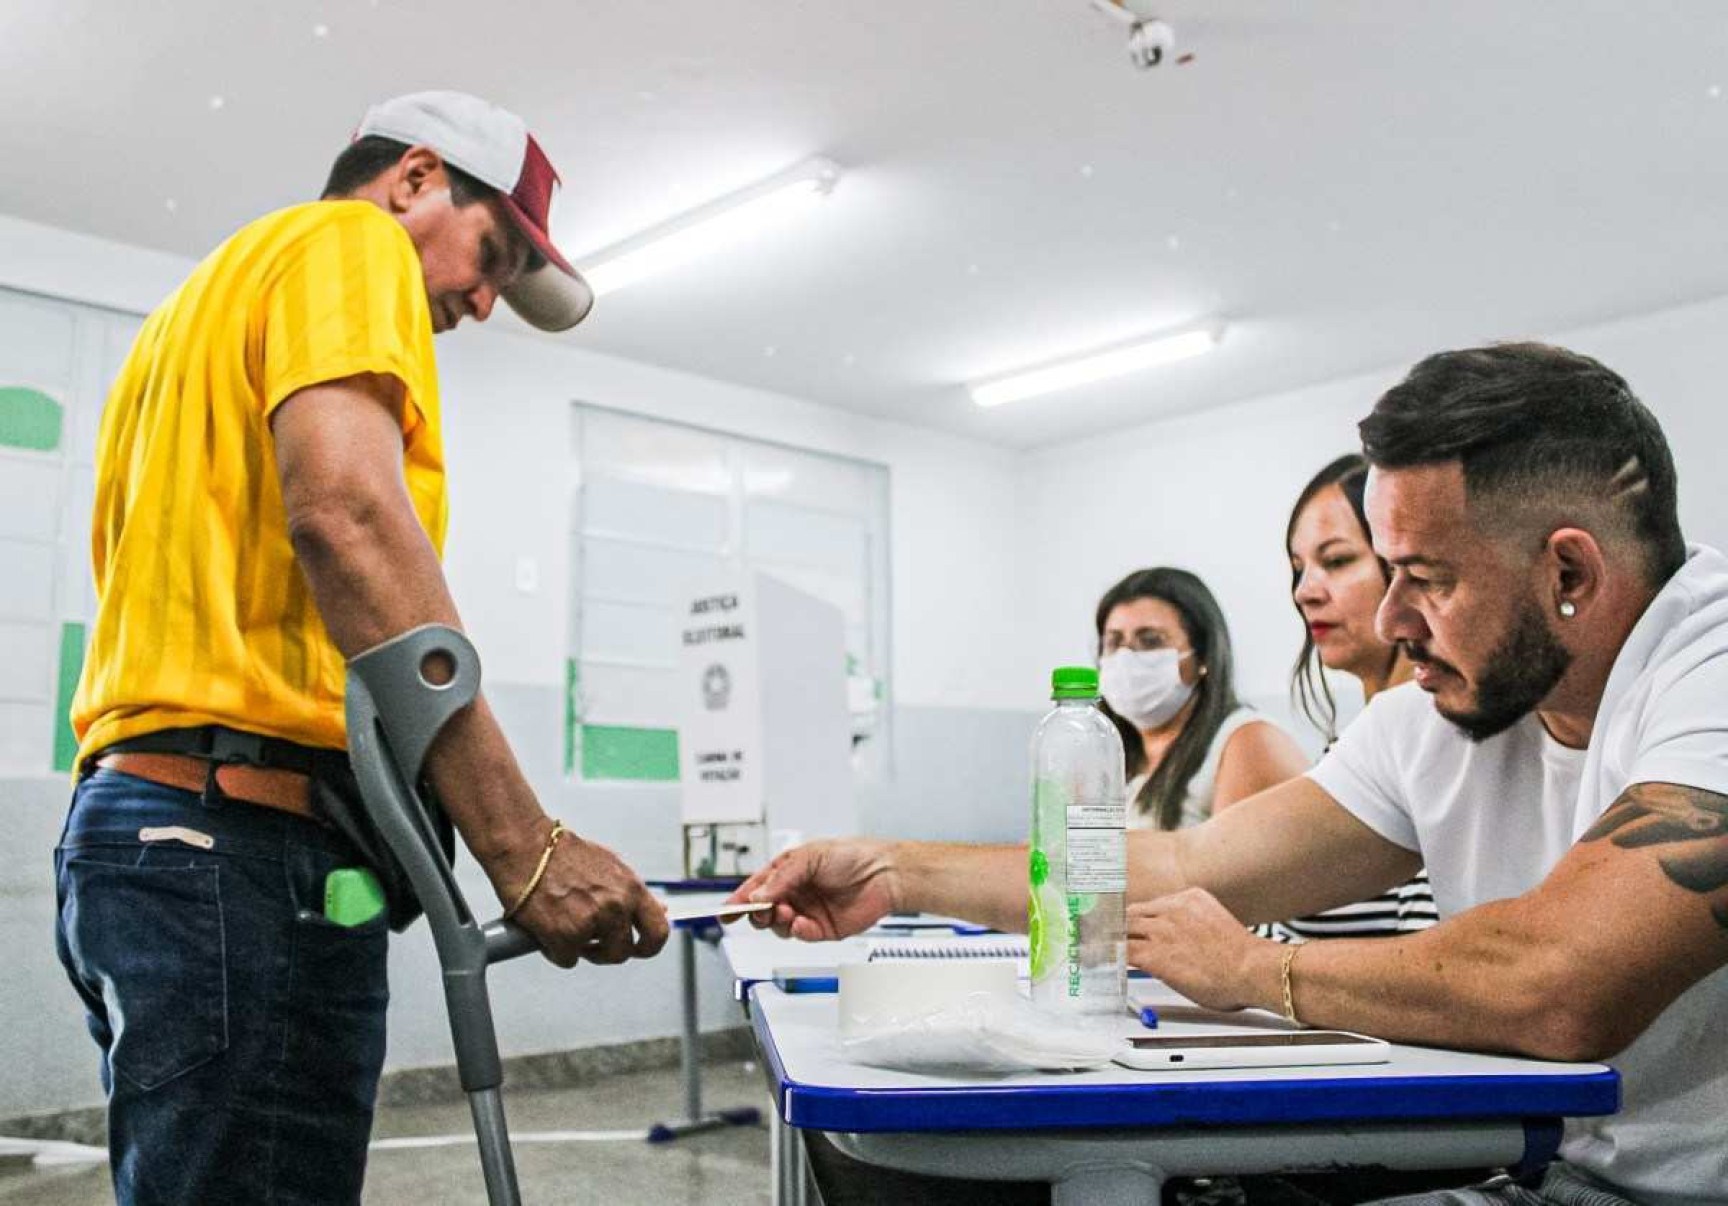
1095,567,1242,831
322,135,494,204
1359,342,1685,587
1287,453,1388,744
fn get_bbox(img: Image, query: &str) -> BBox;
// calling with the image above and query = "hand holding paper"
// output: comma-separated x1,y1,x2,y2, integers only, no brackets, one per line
660,899,774,925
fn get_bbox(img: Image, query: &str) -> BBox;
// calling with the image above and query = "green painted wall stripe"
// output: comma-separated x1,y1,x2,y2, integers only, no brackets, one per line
581,725,680,782
0,386,63,451
53,622,87,773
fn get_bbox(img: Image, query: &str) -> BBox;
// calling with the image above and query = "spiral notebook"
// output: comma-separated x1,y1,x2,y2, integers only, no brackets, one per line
770,935,1030,992
865,937,1029,962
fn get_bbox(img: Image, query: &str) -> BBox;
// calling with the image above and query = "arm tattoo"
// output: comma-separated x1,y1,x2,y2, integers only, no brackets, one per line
1581,782,1728,930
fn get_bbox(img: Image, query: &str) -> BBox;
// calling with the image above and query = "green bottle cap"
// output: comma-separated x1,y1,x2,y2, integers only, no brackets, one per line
1051,666,1098,699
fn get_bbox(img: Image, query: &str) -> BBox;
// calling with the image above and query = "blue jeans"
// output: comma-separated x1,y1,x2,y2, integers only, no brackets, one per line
54,769,391,1205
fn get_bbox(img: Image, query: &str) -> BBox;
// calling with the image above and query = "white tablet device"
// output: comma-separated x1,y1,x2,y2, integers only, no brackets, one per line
1113,1030,1391,1071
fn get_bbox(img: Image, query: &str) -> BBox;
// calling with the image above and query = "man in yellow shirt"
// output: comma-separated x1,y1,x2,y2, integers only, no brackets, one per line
54,91,668,1205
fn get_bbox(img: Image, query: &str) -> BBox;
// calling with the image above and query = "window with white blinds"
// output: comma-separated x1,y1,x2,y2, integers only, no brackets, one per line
0,288,140,776
568,404,891,783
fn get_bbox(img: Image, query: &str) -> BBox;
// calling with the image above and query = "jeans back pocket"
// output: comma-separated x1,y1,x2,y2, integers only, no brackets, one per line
59,857,228,1090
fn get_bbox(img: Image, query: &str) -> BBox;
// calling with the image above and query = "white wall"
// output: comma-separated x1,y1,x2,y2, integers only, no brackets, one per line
1558,296,1728,557
1018,369,1389,714
0,214,189,317
1018,294,1728,732
434,323,1027,709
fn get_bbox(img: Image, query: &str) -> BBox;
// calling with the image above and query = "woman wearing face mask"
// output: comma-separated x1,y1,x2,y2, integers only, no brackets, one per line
1096,567,1308,830
1279,453,1436,937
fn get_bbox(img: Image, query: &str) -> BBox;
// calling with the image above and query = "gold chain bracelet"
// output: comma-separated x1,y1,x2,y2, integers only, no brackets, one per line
1279,942,1302,1026
503,820,567,919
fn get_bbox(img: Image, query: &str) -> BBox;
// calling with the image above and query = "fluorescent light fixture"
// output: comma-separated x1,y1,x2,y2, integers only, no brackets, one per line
578,158,841,297
969,323,1225,408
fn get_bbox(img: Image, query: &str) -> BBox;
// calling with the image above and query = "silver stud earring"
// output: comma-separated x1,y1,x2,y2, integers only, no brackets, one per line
1559,600,1577,618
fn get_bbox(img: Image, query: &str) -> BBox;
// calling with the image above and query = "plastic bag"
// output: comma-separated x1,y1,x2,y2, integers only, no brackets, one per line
838,987,1118,1074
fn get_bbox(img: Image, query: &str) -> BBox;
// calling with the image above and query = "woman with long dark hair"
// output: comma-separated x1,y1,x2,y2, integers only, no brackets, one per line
1281,453,1435,937
1095,567,1307,829
1289,454,1413,743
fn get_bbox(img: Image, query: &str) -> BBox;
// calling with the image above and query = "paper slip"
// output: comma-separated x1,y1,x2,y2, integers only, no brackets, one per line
661,899,773,924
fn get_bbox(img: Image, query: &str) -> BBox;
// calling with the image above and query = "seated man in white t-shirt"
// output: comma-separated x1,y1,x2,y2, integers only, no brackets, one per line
731,342,1728,1206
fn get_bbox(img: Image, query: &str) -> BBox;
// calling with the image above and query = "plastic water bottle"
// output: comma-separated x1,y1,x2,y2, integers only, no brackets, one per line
1028,665,1127,1018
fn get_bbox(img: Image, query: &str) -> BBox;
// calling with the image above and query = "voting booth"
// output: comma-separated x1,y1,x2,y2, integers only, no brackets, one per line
677,572,856,876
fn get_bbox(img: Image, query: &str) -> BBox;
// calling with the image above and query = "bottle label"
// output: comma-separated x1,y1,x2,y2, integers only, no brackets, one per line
1065,803,1126,892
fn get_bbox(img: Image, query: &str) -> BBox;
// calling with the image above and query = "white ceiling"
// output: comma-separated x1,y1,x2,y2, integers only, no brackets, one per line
3,2,1726,448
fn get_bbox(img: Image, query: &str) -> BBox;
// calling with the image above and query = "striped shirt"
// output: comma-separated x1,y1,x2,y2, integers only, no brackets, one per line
1270,870,1438,941
72,200,443,763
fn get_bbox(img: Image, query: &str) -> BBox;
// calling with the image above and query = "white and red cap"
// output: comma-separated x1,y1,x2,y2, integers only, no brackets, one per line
356,90,594,331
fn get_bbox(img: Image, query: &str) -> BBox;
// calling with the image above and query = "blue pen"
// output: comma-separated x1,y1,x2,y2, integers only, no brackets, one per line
1137,1004,1160,1029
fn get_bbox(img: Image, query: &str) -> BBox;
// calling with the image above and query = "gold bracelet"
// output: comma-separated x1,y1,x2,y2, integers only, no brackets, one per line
503,821,566,919
1280,942,1302,1026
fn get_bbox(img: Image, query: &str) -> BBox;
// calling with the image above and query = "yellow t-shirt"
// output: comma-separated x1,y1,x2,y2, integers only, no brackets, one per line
72,200,445,763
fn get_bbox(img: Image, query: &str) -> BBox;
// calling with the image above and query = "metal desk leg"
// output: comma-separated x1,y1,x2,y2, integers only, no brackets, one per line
770,1115,813,1206
647,924,763,1144
797,1134,816,1206
771,1112,784,1204
682,927,702,1120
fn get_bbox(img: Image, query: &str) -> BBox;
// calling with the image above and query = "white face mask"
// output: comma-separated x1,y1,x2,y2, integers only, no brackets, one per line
1099,648,1196,730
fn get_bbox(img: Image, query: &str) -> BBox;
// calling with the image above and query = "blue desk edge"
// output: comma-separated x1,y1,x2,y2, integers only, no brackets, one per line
748,988,1619,1141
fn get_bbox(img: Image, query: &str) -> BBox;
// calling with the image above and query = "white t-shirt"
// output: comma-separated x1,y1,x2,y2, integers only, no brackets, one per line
1309,544,1728,1206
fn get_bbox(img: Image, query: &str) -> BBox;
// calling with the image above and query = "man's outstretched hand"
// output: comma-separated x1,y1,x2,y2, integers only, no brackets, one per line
725,838,900,941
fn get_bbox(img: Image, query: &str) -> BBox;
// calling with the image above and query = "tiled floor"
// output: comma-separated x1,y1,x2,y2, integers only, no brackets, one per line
0,1059,774,1205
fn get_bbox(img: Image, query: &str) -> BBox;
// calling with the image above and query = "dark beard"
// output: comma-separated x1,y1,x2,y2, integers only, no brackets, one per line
1433,598,1573,743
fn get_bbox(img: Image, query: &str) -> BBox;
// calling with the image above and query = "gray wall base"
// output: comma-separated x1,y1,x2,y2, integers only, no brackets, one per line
1,1025,756,1147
